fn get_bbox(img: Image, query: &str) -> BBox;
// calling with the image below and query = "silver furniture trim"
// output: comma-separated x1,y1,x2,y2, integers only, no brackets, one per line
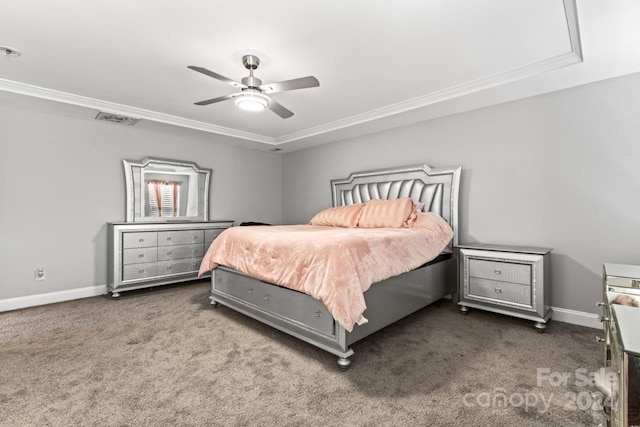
210,163,461,370
108,221,233,297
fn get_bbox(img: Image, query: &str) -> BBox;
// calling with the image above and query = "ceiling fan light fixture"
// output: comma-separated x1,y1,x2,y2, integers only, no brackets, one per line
234,90,269,111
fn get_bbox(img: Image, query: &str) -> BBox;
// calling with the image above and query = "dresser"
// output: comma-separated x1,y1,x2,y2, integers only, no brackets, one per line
457,243,552,331
107,221,233,297
598,263,640,427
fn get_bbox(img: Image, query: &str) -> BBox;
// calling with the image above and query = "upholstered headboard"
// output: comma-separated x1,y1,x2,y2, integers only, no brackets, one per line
330,164,462,247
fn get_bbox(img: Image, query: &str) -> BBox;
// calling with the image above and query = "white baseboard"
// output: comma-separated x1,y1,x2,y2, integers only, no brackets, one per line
551,306,602,330
0,285,108,313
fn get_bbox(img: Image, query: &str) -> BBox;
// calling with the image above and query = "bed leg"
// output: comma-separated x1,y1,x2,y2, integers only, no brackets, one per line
337,357,351,371
209,296,219,308
111,292,120,299
459,305,469,315
534,322,547,333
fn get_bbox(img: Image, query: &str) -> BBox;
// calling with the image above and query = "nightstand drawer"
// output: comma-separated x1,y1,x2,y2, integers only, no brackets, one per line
468,278,532,306
469,258,532,286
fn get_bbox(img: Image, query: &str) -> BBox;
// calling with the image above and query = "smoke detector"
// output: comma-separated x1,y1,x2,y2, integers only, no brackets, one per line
95,111,140,126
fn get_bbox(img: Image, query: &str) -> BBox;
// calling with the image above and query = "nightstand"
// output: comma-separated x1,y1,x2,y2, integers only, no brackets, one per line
457,243,552,332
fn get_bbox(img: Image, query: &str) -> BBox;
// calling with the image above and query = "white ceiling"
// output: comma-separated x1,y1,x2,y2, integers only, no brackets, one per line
1,0,639,152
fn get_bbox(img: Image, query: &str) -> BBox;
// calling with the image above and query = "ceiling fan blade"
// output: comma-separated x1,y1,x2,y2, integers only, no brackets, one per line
194,94,234,106
188,66,247,89
266,97,294,119
260,76,319,94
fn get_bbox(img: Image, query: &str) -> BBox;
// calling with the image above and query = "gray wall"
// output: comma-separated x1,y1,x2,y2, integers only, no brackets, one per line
282,72,640,315
0,103,282,300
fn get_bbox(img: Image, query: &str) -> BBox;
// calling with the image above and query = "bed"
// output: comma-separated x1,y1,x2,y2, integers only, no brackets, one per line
202,163,461,370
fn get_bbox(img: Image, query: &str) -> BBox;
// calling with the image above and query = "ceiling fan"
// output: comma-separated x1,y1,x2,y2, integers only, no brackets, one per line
188,55,319,119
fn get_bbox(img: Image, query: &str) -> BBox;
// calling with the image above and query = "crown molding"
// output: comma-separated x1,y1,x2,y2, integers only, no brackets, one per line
0,0,581,148
0,77,275,144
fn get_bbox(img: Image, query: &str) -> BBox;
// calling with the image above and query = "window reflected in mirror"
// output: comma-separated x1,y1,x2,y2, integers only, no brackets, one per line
123,158,211,222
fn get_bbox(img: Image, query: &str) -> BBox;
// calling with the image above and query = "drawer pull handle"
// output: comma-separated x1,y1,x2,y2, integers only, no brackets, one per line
138,269,144,273
217,278,222,284
314,311,321,318
138,254,144,258
494,269,502,275
248,288,255,294
599,316,609,323
167,237,172,241
138,238,144,243
264,294,271,301
596,336,606,343
193,235,198,239
633,280,640,288
166,266,172,271
494,288,502,294
167,251,172,255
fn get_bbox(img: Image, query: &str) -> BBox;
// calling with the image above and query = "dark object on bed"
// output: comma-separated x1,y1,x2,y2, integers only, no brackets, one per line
209,163,461,370
239,221,272,226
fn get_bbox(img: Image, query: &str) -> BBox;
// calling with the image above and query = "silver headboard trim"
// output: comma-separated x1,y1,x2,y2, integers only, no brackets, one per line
330,164,462,247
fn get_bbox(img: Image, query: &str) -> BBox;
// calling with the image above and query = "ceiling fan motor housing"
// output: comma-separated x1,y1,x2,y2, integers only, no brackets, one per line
241,75,262,88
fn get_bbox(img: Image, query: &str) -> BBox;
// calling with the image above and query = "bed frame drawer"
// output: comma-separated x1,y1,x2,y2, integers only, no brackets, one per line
469,259,532,285
214,269,335,336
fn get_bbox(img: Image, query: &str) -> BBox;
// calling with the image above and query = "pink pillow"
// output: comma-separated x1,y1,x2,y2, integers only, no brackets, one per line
309,203,364,228
412,212,453,236
358,198,414,228
404,200,426,228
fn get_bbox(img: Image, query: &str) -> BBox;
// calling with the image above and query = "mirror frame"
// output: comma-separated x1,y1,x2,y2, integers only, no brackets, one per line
123,157,211,223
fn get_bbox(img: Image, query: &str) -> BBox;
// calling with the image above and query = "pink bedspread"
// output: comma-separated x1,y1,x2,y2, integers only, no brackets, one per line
199,224,453,331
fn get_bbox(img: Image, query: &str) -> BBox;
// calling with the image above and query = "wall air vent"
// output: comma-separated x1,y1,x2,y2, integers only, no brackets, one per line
268,148,282,152
95,111,140,126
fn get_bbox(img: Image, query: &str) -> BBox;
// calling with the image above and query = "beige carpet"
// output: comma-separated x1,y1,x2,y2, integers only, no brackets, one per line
0,281,605,426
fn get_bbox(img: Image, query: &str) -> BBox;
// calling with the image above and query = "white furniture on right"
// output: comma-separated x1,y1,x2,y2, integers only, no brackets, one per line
457,243,552,332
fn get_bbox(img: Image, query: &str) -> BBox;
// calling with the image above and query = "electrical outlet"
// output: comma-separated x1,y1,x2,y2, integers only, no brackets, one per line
35,267,46,281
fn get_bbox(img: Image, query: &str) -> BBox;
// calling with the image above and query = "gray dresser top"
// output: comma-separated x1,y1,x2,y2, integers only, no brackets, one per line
457,243,552,255
604,263,640,279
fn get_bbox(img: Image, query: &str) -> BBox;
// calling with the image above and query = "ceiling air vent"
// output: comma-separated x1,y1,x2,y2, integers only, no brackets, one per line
95,111,140,126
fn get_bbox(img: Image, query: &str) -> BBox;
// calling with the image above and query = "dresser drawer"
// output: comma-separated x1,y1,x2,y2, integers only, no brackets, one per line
122,232,157,249
157,244,204,260
469,258,532,286
468,277,532,307
215,269,335,336
123,262,159,281
205,228,224,244
156,258,202,275
123,247,158,265
158,230,204,246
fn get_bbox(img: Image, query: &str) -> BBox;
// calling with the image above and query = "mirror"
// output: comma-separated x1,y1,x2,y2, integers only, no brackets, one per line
123,158,211,222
